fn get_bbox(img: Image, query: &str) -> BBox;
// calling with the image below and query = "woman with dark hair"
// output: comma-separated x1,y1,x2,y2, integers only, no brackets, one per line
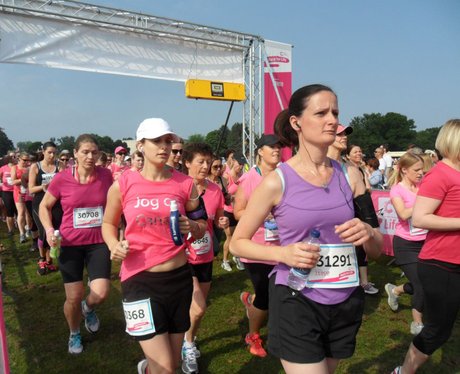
367,158,384,189
347,144,371,190
231,84,382,373
40,134,113,354
181,142,229,373
29,141,61,275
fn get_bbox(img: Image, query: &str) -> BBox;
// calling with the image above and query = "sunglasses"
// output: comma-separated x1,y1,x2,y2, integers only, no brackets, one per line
21,159,30,162
171,149,183,155
117,152,126,156
60,158,69,162
212,165,222,170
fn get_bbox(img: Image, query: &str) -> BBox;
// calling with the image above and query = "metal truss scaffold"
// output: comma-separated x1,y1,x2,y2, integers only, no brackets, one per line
0,0,264,163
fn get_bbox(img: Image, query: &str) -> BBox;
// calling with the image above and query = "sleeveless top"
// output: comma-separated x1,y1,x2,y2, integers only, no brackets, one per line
32,161,59,207
271,160,357,305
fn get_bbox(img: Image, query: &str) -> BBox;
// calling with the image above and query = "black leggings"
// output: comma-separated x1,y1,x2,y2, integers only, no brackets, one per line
244,262,275,310
400,262,423,312
413,261,460,355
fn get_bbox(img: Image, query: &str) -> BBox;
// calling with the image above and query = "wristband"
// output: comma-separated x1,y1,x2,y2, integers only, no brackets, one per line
46,227,54,236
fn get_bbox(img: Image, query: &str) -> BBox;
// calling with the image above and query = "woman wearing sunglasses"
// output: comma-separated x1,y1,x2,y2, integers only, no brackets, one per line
167,139,184,172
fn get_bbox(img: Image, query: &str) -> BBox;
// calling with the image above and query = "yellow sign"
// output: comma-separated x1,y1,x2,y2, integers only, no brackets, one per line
185,79,245,101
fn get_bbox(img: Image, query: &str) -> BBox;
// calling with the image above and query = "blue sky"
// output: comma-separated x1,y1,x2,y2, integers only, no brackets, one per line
0,0,459,147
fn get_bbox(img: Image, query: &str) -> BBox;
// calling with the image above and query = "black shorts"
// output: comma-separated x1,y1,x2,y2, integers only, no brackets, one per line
59,243,111,283
121,264,193,341
224,210,238,227
268,276,365,363
189,261,213,283
245,262,275,310
2,191,16,217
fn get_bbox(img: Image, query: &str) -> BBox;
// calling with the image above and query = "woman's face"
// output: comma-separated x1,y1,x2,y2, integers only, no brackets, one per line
332,133,348,152
402,161,424,185
142,135,174,166
168,143,183,165
43,147,56,163
348,146,363,164
132,154,144,171
294,90,339,147
186,153,211,181
259,144,281,167
74,142,99,170
210,160,223,177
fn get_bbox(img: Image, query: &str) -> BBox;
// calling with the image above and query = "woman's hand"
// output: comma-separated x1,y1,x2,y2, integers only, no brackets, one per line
280,242,321,269
218,216,229,230
179,215,194,235
335,218,374,246
110,240,129,261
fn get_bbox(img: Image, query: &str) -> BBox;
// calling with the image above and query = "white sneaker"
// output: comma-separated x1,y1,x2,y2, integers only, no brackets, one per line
182,341,199,373
221,261,232,272
233,256,245,271
68,332,83,354
410,321,424,335
81,300,100,333
384,283,399,311
362,282,379,295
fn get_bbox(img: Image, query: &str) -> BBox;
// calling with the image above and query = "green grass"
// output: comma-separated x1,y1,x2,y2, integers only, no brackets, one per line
1,231,459,373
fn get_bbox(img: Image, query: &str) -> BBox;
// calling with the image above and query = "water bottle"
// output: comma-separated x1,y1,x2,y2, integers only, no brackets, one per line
287,229,321,291
169,200,183,246
50,230,61,259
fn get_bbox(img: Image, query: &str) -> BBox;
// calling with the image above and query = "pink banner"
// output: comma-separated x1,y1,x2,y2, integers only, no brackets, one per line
0,277,10,374
263,40,292,160
371,189,396,256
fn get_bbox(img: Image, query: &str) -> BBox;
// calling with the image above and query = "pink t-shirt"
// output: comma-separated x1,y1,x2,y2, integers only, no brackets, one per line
47,166,112,247
186,181,224,265
418,162,460,264
110,163,128,181
0,165,13,192
118,169,194,281
390,183,427,241
239,167,279,265
223,173,240,213
12,166,27,203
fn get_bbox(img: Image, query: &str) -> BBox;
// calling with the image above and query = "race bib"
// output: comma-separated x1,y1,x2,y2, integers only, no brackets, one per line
264,219,279,242
73,206,103,228
408,219,428,236
41,173,55,185
6,177,12,186
191,231,212,255
123,298,155,336
307,244,359,289
20,186,27,194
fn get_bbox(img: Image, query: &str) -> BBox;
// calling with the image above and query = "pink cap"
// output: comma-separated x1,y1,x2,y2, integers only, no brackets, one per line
114,146,127,154
336,124,353,135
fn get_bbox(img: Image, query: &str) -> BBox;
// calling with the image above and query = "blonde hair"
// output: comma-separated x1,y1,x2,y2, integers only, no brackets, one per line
387,152,423,187
420,153,434,173
435,119,460,160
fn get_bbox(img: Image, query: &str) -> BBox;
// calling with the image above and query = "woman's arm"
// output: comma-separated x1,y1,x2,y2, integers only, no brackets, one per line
412,195,460,231
230,171,320,269
102,182,128,261
10,166,20,186
232,186,247,221
391,196,413,221
39,191,59,246
335,218,382,259
347,164,367,197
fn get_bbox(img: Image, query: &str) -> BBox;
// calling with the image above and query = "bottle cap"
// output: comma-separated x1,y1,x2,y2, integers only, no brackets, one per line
310,229,320,238
170,200,178,211
54,230,60,237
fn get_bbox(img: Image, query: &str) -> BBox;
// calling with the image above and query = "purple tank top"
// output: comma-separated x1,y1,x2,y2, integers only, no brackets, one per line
272,160,356,305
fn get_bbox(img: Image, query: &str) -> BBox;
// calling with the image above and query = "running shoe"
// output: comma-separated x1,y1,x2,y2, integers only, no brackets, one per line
81,300,100,333
137,359,148,374
233,256,245,271
384,283,399,311
46,261,58,272
25,229,32,239
221,261,232,272
37,258,47,276
7,231,14,237
410,321,424,335
391,366,402,374
19,234,26,244
362,282,379,295
68,332,83,354
181,341,199,373
244,332,267,358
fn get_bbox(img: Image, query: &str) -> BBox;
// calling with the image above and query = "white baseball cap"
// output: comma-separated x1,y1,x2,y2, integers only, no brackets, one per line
136,118,179,142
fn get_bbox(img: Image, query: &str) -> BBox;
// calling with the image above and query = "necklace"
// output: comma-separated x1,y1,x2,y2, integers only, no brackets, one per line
307,167,330,189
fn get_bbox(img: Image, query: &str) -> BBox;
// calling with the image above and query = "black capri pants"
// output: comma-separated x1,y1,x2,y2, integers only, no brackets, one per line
2,191,16,218
244,262,275,310
413,261,460,355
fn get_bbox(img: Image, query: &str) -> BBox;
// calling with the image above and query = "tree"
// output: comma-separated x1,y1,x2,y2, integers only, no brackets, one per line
56,136,75,152
16,141,42,154
348,112,417,156
0,127,14,156
186,134,205,143
415,127,440,151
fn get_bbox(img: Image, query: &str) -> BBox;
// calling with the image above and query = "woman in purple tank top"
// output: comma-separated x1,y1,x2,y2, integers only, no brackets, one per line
231,84,382,373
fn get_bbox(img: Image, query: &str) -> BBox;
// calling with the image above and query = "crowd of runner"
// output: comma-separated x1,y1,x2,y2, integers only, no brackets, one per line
0,84,458,374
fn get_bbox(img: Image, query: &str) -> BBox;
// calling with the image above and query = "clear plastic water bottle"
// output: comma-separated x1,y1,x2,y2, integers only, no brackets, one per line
169,200,183,246
287,229,321,291
50,230,61,260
